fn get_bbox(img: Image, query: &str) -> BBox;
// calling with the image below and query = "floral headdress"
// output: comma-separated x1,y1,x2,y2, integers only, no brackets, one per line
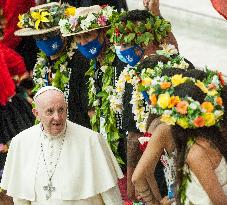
110,44,191,132
109,10,171,46
59,5,118,36
15,2,72,36
145,69,224,129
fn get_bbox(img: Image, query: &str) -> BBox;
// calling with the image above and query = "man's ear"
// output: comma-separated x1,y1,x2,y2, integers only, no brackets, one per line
32,108,40,121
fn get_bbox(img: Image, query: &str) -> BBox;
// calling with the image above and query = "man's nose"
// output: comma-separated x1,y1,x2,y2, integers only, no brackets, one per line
53,111,61,120
80,37,90,46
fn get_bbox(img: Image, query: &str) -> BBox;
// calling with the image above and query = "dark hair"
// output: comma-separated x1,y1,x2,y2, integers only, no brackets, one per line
184,68,207,81
137,55,169,71
121,9,152,22
171,81,227,203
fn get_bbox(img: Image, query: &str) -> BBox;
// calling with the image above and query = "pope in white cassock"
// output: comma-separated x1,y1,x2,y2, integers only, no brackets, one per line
0,86,124,205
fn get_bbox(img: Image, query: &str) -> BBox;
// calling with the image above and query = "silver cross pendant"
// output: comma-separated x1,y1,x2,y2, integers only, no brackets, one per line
43,179,56,200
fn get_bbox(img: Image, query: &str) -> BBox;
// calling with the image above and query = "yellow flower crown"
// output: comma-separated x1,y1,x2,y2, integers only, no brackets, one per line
142,69,225,129
17,3,72,30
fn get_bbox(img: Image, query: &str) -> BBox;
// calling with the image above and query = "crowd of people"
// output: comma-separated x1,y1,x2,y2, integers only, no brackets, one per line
0,0,226,205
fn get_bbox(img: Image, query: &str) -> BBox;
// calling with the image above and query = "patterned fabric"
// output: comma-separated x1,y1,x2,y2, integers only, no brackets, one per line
160,149,176,188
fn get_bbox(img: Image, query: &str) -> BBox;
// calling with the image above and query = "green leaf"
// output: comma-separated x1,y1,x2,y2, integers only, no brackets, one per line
124,33,136,44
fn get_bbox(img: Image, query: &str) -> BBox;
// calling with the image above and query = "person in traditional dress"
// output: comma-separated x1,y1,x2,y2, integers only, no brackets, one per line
59,5,127,169
1,86,124,205
108,8,181,201
132,67,227,204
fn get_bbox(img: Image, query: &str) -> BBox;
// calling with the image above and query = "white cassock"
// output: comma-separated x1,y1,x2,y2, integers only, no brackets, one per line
1,120,124,205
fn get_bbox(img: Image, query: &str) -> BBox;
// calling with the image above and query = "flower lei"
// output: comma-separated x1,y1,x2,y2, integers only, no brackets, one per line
85,46,124,164
32,38,76,101
59,5,117,36
17,3,70,30
178,137,195,204
109,11,171,46
110,44,189,132
147,68,224,129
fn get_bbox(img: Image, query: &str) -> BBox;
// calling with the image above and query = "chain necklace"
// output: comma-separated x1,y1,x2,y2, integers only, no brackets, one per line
40,124,67,200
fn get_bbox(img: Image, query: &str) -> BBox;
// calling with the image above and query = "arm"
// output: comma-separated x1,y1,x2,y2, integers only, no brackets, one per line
13,198,31,205
187,144,227,205
101,186,123,205
132,123,173,204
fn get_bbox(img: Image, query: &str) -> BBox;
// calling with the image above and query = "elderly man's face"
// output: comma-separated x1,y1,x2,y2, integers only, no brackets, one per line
33,90,67,136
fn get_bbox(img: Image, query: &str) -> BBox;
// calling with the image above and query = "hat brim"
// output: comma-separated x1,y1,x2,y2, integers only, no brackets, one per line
14,26,60,37
62,25,110,37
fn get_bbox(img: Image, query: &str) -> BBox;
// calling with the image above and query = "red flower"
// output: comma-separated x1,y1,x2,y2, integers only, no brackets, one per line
100,4,108,8
193,116,205,127
115,27,120,37
218,72,225,86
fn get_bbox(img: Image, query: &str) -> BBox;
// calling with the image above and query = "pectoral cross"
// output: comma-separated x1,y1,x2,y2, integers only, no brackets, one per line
43,180,56,200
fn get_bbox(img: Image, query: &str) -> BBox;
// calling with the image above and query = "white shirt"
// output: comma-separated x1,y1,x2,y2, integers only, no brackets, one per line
1,121,124,204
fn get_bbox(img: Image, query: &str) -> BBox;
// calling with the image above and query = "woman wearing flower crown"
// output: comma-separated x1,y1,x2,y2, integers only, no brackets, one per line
132,68,227,204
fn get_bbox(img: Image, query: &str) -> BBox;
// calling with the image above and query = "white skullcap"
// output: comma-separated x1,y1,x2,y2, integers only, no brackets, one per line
33,86,64,101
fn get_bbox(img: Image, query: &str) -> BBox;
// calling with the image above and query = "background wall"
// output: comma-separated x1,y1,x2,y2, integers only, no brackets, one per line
126,0,227,79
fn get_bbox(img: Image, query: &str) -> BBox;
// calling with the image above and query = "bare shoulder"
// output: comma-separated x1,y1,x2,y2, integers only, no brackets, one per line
186,141,212,168
152,123,173,150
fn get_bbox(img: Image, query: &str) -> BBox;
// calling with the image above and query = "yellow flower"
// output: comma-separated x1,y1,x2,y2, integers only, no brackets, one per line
17,14,24,28
124,74,131,83
116,86,123,93
157,92,170,109
160,82,171,89
195,80,208,93
201,102,214,113
31,10,50,30
150,94,157,106
168,96,180,108
141,77,152,86
161,115,176,125
207,90,218,96
177,118,189,129
65,7,76,17
171,74,187,87
203,113,216,126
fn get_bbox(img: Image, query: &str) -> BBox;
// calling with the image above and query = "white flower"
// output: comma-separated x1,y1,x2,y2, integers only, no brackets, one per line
93,99,100,106
100,65,108,72
36,78,44,85
189,101,200,110
59,19,70,34
214,110,224,119
212,75,220,87
160,44,178,56
163,110,172,115
102,6,114,18
106,86,113,93
80,19,91,30
60,64,67,72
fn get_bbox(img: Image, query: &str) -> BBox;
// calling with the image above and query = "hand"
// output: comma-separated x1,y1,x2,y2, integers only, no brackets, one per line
88,109,96,119
143,0,160,16
160,196,175,205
